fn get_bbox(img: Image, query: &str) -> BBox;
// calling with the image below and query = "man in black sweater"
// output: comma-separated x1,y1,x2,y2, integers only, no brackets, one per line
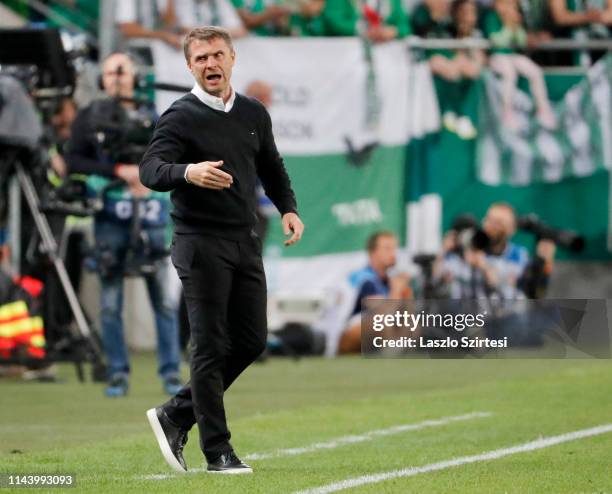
143,26,304,474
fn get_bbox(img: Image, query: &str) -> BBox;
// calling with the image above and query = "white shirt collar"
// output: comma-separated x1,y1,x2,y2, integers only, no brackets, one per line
191,83,235,113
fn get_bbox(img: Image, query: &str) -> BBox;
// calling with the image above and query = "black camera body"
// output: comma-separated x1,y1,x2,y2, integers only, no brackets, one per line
517,214,585,253
451,214,492,256
88,97,155,166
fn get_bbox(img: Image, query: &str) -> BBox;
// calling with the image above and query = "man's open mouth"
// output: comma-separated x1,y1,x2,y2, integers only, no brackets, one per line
206,74,222,81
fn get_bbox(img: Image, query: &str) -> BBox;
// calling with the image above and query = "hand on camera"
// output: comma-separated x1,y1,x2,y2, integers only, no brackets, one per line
389,273,411,299
536,239,556,265
115,163,141,184
115,164,150,196
128,181,150,198
465,248,487,270
442,231,458,253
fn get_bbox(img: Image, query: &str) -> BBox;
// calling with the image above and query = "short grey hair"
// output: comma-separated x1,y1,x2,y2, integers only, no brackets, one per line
183,26,234,61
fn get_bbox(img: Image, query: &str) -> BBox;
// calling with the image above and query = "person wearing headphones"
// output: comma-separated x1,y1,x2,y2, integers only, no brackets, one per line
65,53,182,398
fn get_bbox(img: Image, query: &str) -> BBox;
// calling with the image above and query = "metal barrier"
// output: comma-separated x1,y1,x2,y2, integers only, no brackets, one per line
405,37,612,51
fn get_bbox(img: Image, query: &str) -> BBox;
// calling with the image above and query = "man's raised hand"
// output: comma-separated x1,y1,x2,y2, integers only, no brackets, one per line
187,160,233,190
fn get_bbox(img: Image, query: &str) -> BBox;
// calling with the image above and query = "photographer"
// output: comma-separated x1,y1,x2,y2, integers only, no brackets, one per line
65,53,181,398
437,202,556,300
341,232,411,351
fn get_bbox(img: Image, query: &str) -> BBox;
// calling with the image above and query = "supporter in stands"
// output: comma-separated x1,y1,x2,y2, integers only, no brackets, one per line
412,0,456,85
412,0,453,38
322,0,411,41
549,0,612,65
170,0,248,38
452,0,486,73
435,203,556,300
116,0,183,50
412,0,482,138
515,0,559,65
518,0,554,41
314,231,412,355
549,0,612,34
230,0,326,36
483,0,557,129
231,0,293,35
288,0,327,36
418,0,485,81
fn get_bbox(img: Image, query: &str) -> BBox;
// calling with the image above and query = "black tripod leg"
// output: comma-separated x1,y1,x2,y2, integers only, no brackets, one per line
15,162,106,382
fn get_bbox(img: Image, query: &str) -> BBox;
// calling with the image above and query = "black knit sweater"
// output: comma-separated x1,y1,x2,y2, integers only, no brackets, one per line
139,92,297,239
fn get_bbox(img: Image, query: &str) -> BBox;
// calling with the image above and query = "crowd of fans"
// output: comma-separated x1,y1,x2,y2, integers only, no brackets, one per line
3,0,611,51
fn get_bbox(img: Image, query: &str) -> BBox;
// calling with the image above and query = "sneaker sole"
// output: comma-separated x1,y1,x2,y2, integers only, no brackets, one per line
146,408,187,473
207,468,253,474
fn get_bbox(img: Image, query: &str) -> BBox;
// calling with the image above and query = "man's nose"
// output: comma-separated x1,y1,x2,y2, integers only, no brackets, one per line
205,58,218,70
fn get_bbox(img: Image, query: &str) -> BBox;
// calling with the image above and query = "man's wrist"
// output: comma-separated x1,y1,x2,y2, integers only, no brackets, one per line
281,208,299,217
184,163,194,184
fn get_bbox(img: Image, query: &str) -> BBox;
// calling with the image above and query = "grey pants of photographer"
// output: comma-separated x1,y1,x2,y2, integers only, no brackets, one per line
161,230,267,462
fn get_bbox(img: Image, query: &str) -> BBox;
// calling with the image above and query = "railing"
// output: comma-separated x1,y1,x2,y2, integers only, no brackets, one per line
405,37,612,51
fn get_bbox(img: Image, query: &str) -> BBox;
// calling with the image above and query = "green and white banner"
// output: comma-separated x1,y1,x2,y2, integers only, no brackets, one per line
477,55,612,186
151,38,440,293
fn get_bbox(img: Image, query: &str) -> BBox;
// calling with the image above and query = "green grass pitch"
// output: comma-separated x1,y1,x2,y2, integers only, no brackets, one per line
1,354,611,493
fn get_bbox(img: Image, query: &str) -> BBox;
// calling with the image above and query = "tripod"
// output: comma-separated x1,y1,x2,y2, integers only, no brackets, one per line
4,157,106,382
0,28,106,381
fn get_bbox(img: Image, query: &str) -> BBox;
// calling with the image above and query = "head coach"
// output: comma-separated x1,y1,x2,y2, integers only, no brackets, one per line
141,26,304,474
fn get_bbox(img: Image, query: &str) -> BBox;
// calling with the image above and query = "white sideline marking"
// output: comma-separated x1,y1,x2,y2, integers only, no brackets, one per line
137,411,491,481
244,412,492,461
293,423,612,494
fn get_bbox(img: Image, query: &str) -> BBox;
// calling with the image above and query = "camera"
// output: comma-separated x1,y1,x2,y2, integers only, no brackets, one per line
451,214,491,255
517,214,585,253
88,97,155,166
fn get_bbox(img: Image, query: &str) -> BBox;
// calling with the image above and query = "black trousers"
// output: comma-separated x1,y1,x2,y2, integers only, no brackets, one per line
162,230,267,461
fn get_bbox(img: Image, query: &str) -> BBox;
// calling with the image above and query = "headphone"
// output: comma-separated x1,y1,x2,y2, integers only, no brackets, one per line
97,52,144,91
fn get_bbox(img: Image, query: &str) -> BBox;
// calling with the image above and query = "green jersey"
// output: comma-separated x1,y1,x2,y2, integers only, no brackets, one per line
231,0,285,35
321,0,411,37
